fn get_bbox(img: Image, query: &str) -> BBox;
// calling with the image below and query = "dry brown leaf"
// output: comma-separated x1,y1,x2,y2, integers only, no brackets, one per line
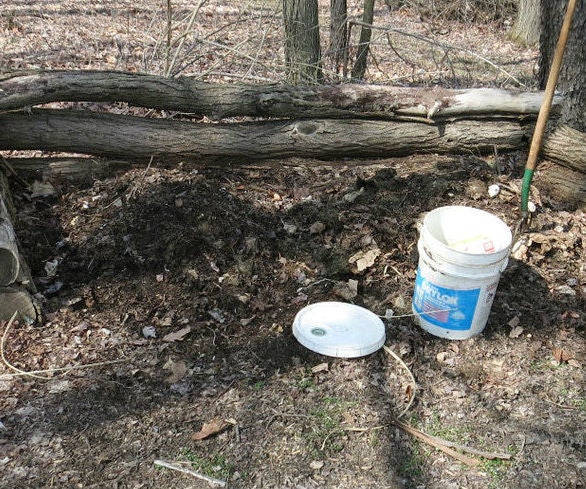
508,316,520,328
165,360,187,383
348,248,381,272
553,347,573,364
405,383,413,401
311,362,329,374
509,325,524,338
162,326,191,342
191,418,230,441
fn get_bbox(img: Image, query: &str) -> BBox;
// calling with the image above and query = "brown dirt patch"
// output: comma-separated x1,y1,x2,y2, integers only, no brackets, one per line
1,2,584,489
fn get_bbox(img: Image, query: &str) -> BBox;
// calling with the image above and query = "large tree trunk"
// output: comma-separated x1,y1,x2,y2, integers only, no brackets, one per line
537,0,585,206
0,109,534,163
283,0,323,84
510,0,541,46
539,0,585,131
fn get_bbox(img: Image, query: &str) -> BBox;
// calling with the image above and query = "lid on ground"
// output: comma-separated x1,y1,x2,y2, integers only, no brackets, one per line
292,302,385,358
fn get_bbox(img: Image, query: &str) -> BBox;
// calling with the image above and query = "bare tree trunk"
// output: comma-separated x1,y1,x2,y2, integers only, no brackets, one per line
283,0,323,84
537,0,585,206
539,0,585,132
329,0,348,77
510,0,541,46
351,0,375,80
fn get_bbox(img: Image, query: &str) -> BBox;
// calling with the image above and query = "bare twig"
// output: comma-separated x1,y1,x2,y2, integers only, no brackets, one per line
383,345,417,419
426,434,512,460
126,156,154,200
392,419,481,466
154,459,227,487
350,20,527,87
165,0,207,77
165,0,173,74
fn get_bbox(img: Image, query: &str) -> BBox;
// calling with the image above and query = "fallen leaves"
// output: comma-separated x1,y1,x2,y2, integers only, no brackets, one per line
164,359,187,384
311,362,329,374
348,247,381,273
332,279,358,300
191,418,231,441
552,347,573,365
162,327,191,343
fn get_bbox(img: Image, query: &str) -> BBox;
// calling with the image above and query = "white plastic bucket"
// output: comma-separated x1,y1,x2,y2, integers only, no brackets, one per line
412,206,512,339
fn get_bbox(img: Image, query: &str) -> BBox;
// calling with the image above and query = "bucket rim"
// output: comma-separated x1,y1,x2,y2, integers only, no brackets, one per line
421,205,512,259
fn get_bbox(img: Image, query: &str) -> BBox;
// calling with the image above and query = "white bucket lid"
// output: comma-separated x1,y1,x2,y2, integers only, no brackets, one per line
292,302,385,358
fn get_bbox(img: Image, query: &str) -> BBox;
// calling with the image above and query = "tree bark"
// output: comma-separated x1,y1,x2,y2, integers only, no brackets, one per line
510,0,541,46
351,0,375,80
329,0,348,77
0,109,535,163
537,0,585,206
0,71,563,120
0,171,20,286
283,0,323,84
0,171,38,323
5,157,137,183
0,286,39,323
539,0,585,132
538,160,586,209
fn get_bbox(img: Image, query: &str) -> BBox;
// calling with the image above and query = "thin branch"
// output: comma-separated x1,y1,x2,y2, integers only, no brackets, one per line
165,0,207,77
392,419,481,467
154,459,227,487
350,20,527,87
383,345,417,418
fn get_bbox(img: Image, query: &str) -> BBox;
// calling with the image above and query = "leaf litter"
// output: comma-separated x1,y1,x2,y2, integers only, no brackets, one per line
1,2,585,489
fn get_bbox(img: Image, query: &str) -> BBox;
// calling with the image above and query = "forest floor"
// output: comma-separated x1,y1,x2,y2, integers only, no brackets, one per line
1,1,584,488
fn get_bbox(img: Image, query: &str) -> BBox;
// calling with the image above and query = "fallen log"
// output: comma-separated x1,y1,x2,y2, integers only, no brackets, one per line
0,70,562,121
0,170,38,323
0,286,38,324
0,109,533,163
4,157,137,183
0,171,20,286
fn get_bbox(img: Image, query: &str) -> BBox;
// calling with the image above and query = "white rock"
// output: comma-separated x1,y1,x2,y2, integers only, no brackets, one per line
488,184,500,197
142,325,157,338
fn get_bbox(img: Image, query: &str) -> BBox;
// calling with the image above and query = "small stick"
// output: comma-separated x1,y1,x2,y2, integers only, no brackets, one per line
392,419,481,467
426,434,511,461
383,345,417,419
154,459,227,487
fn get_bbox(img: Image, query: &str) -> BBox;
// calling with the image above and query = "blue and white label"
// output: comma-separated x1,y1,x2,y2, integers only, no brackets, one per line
412,269,480,331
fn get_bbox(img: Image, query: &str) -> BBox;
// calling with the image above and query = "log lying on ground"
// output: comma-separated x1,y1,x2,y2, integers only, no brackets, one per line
0,109,534,163
538,125,586,209
0,70,562,121
5,157,137,183
0,171,38,323
0,172,20,286
0,287,38,323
